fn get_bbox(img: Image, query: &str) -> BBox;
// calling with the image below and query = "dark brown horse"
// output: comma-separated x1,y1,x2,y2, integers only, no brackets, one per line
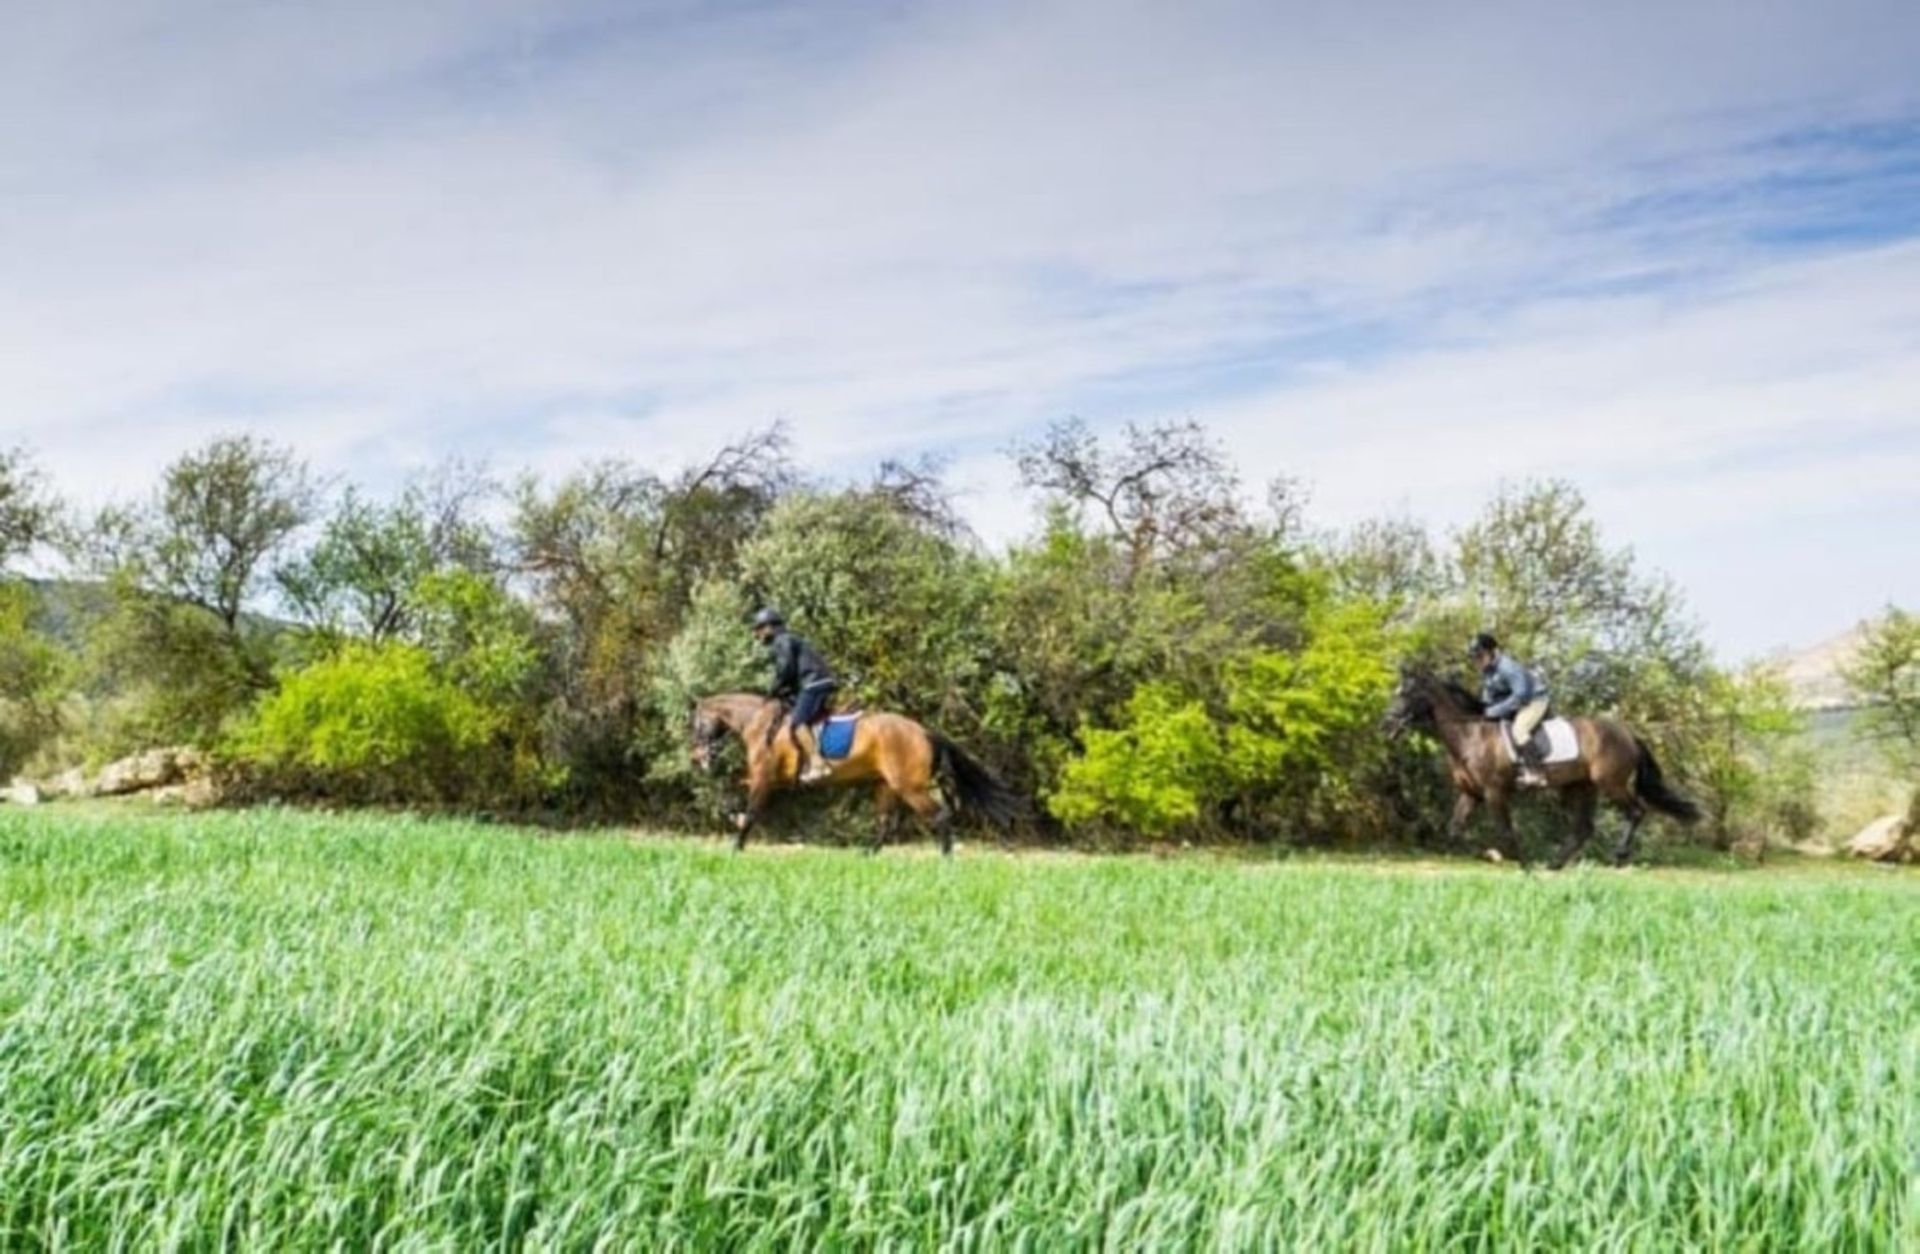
691,693,1023,854
1382,668,1700,869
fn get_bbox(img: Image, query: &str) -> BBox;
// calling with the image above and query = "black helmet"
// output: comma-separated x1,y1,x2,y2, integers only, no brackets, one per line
1468,632,1499,657
751,607,785,631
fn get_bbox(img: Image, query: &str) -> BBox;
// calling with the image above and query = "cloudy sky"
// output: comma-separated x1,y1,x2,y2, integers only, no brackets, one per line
5,0,1918,658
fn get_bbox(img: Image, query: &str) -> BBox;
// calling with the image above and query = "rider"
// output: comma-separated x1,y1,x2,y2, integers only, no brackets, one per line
751,608,839,784
1470,632,1551,776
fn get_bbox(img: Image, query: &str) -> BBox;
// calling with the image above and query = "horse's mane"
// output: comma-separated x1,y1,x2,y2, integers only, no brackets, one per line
1438,678,1487,714
1406,668,1486,715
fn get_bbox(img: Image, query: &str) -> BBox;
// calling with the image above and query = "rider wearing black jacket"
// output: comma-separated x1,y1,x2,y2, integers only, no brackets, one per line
752,608,839,782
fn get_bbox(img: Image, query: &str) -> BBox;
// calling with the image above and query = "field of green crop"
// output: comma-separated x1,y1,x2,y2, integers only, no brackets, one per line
1,806,1916,1249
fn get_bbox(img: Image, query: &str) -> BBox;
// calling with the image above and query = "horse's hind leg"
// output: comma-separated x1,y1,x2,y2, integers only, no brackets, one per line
901,786,952,857
1550,783,1598,871
1610,800,1647,867
868,786,900,856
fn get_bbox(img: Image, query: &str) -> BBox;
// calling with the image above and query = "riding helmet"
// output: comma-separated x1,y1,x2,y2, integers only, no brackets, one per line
751,607,785,630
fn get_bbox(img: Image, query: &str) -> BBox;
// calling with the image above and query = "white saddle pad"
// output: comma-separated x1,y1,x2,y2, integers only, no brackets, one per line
1509,717,1580,766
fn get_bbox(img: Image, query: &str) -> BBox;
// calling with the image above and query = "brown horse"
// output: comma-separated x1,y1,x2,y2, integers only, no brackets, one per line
690,693,1024,854
1381,668,1700,869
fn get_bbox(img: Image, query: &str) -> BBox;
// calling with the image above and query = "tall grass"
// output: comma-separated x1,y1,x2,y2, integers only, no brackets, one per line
1,807,1916,1249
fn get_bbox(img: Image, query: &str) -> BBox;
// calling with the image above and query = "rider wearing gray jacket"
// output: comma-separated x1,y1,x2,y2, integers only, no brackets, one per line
1471,632,1551,768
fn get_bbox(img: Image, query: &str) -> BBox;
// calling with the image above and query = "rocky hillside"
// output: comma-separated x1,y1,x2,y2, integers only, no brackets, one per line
1766,624,1868,711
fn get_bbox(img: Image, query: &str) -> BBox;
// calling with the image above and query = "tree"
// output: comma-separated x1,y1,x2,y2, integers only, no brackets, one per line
736,486,993,725
0,447,58,571
79,436,317,746
279,462,497,644
1015,418,1248,578
133,435,318,637
1843,606,1920,770
512,427,793,807
1691,665,1813,848
1449,480,1707,720
1327,516,1444,619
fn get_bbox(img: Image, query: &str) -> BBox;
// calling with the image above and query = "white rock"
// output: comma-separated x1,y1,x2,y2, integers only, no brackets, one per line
1,781,41,806
1846,815,1913,863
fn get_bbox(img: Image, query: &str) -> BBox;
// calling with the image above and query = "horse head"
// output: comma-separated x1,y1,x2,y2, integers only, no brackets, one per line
689,700,729,774
1381,665,1463,738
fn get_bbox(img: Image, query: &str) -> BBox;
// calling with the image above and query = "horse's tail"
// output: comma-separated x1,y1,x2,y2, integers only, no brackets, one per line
1632,736,1701,824
928,732,1026,827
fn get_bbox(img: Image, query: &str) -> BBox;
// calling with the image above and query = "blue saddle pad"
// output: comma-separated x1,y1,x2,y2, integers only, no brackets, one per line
817,714,860,760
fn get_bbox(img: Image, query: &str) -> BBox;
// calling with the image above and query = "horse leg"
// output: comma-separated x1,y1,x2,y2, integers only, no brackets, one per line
1487,792,1529,869
902,786,952,858
1447,793,1479,851
868,786,900,856
733,769,776,853
1610,797,1648,867
1550,783,1598,871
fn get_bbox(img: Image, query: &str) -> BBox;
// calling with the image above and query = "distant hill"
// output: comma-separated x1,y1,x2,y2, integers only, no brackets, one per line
1765,624,1868,712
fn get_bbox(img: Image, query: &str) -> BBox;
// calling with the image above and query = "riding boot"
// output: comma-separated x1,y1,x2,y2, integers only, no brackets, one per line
797,727,832,783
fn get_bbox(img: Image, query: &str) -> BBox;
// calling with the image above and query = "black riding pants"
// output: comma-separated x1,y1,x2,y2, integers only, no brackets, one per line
790,683,836,729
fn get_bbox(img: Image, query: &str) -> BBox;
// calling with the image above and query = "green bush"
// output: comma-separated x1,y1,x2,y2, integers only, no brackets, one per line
1048,598,1397,841
0,584,70,779
234,643,503,803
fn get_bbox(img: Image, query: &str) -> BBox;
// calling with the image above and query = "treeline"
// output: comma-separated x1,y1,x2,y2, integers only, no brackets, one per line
0,424,1887,851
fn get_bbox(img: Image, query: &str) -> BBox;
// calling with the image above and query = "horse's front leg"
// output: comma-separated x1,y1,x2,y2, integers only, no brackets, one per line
1447,792,1479,851
1486,792,1529,870
733,767,776,852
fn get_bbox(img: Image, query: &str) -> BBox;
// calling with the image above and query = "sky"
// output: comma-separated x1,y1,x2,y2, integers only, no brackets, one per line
3,0,1918,660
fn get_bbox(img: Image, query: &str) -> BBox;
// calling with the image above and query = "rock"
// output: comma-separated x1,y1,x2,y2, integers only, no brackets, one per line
1,781,41,806
1846,815,1914,863
94,747,205,797
45,767,92,800
150,777,222,809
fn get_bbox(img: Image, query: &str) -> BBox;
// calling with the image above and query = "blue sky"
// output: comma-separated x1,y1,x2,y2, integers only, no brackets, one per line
3,0,1918,659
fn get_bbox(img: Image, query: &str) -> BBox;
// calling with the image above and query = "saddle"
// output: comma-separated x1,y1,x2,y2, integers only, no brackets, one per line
816,713,862,760
1505,717,1580,767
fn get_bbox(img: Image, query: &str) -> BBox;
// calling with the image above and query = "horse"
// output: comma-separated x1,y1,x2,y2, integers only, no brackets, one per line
1381,667,1700,869
690,693,1025,854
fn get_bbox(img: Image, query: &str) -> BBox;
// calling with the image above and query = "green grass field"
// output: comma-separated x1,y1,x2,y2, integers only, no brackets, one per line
2,807,1916,1249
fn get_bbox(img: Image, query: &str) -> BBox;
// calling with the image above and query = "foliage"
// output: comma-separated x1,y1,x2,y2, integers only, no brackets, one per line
235,642,509,803
1050,682,1226,834
1047,596,1398,839
1015,417,1249,577
278,465,495,645
510,428,791,807
1446,480,1708,722
80,571,268,752
1843,606,1920,769
1218,598,1401,839
3,805,1916,1248
0,447,59,570
1689,665,1816,847
737,489,994,726
0,425,1833,849
0,584,70,778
